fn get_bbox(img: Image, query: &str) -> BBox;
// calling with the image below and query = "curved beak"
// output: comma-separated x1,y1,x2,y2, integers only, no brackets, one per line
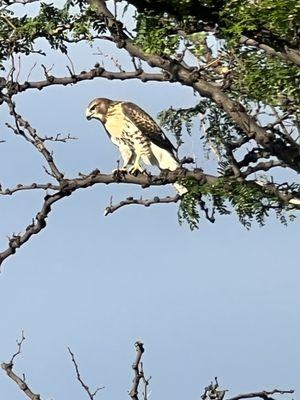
85,108,93,120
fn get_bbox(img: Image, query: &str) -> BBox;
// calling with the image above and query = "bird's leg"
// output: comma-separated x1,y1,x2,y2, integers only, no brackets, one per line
128,154,144,175
121,152,135,171
112,148,134,175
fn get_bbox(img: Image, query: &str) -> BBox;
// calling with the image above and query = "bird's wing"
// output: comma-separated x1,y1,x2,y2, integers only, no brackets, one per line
121,102,177,155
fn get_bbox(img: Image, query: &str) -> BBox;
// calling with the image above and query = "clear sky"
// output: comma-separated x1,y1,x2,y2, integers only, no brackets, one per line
0,3,299,400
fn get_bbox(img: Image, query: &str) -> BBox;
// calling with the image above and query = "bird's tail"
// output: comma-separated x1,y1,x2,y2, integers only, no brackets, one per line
149,144,187,195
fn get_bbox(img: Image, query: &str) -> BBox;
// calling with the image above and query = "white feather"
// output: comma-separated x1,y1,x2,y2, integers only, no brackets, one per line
149,143,187,195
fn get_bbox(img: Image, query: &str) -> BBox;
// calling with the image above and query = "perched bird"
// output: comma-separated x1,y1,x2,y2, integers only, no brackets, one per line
85,98,186,194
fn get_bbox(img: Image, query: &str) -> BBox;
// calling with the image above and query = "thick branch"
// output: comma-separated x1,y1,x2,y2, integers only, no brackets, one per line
239,36,300,67
1,363,43,400
129,341,150,400
243,160,286,176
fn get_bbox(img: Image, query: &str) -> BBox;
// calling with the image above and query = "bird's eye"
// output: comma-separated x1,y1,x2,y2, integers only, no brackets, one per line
90,104,96,111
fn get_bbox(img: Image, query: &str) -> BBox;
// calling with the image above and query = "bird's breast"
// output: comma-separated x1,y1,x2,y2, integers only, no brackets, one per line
104,104,127,138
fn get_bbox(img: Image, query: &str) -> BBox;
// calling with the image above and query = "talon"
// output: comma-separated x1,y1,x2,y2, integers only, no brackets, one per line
112,167,128,175
112,168,127,181
128,164,144,175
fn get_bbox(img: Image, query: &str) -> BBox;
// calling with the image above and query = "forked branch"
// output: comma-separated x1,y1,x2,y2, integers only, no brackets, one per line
129,341,151,400
1,331,43,400
68,347,104,400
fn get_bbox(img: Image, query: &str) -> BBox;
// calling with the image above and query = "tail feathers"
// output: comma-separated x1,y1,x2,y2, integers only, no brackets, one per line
173,182,188,196
150,143,187,195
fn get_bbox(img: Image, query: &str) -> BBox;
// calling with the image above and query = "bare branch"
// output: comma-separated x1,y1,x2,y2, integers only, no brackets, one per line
239,36,300,67
3,0,39,4
228,389,295,400
104,194,180,216
4,67,170,94
1,332,43,400
9,331,26,365
68,347,104,400
129,341,150,400
0,182,60,196
201,377,227,400
243,160,287,176
238,149,271,168
42,133,78,143
0,167,299,269
0,189,66,268
4,97,64,181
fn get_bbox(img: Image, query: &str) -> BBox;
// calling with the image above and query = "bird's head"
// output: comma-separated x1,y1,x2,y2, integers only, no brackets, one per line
85,98,112,123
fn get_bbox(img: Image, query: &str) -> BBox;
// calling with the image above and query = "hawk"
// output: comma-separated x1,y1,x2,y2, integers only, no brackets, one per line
85,98,186,194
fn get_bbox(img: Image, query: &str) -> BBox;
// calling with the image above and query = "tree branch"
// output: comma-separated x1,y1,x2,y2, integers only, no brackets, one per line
243,160,287,177
0,182,59,195
104,194,180,216
4,97,64,181
5,67,171,94
228,389,295,400
239,36,300,67
68,347,104,400
3,0,40,4
0,167,299,269
1,332,44,400
129,341,150,400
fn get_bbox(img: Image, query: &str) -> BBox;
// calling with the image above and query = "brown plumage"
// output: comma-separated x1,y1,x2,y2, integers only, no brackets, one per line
86,98,186,194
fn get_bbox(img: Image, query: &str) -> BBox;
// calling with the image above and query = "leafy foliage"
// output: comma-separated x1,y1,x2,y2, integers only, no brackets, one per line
158,100,247,159
134,11,180,56
0,2,106,69
158,103,202,146
179,177,293,230
233,49,300,109
221,0,300,45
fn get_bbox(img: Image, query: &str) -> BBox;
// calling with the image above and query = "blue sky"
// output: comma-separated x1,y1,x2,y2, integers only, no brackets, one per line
0,3,299,400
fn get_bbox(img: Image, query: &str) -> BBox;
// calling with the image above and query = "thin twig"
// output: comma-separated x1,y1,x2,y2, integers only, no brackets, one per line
10,331,26,364
68,347,104,400
104,194,180,216
42,133,78,143
4,97,64,181
0,182,60,196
